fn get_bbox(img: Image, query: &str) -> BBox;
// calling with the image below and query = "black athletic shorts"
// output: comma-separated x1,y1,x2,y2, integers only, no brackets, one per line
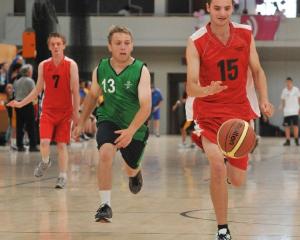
283,115,299,127
96,121,148,169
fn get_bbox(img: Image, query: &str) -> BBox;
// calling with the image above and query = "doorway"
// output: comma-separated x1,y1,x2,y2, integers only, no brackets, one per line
167,73,186,134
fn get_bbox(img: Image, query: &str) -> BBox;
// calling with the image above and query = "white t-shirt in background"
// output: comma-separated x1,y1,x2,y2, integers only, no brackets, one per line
281,86,300,116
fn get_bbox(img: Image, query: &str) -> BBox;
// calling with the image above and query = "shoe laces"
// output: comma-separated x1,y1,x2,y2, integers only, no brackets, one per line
97,203,108,212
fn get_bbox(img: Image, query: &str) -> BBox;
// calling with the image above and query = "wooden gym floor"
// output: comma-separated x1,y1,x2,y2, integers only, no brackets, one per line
0,136,299,240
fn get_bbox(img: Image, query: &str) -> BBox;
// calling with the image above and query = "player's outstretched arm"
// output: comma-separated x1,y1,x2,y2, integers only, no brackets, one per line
7,62,45,108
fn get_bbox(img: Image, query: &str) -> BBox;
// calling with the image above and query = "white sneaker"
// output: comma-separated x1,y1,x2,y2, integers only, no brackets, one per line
55,177,67,189
178,142,187,148
215,228,232,240
34,160,51,177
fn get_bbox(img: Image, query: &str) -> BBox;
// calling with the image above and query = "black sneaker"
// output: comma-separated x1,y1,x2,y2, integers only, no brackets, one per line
283,140,290,146
17,147,26,152
29,147,39,152
295,139,299,146
95,203,112,222
216,228,232,240
129,170,143,194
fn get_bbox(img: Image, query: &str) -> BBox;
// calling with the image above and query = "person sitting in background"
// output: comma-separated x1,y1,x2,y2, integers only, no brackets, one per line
8,54,24,83
0,62,9,93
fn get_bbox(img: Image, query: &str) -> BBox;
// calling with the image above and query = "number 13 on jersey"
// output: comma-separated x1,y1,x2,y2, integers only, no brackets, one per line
102,78,116,93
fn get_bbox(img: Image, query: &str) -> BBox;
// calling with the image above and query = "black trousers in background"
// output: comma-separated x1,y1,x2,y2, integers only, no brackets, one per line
15,103,37,149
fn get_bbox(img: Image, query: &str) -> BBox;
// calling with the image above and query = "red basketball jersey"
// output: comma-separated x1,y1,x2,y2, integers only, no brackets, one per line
42,57,72,111
191,22,257,121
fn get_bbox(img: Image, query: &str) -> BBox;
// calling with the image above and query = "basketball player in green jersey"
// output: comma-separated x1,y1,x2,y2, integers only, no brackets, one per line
73,25,151,222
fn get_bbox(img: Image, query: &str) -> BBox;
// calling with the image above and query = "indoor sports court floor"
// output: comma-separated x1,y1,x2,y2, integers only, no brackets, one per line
0,136,300,240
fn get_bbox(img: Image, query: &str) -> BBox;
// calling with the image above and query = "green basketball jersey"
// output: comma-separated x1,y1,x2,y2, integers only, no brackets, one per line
96,58,148,141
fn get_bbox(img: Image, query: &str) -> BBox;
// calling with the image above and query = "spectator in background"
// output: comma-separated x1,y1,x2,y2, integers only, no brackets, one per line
0,62,9,93
79,80,86,105
13,64,39,152
151,83,163,137
8,54,24,83
9,63,23,84
279,77,300,146
172,92,195,148
4,83,15,148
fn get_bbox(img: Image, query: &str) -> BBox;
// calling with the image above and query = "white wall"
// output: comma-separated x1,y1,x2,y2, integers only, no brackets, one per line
0,0,13,42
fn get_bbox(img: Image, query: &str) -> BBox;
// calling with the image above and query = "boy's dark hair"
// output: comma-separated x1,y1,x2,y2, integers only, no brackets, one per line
286,77,293,81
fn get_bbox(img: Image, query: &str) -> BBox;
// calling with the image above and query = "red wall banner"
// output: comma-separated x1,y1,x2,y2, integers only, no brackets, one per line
241,15,281,40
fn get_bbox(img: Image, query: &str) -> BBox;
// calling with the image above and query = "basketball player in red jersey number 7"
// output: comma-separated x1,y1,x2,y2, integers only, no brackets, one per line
186,0,273,239
7,33,80,189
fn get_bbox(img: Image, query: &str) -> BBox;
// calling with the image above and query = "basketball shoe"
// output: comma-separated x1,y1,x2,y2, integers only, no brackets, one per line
34,159,52,177
95,203,112,222
129,170,143,194
216,228,232,240
55,177,67,189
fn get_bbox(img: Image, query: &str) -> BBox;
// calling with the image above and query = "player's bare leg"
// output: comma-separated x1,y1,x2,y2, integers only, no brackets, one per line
124,163,143,194
284,127,291,146
95,143,116,222
226,164,246,187
202,136,228,225
34,139,51,177
55,143,68,188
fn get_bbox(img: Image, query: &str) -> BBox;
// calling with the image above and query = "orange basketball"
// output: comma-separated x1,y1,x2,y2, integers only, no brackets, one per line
217,119,256,158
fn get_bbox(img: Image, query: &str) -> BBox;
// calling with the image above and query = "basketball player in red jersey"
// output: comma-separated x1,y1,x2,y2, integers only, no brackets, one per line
186,0,273,239
7,33,80,189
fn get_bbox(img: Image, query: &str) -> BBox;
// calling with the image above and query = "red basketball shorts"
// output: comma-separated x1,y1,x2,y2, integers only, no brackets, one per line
192,117,249,170
40,109,72,143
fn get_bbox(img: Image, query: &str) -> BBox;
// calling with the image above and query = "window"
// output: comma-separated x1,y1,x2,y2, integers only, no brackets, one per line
100,0,154,14
256,0,297,18
14,0,25,14
167,0,205,14
14,0,154,15
51,0,67,14
69,0,98,15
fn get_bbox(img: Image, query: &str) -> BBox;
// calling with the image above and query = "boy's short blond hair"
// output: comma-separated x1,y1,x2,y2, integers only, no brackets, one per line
107,25,133,43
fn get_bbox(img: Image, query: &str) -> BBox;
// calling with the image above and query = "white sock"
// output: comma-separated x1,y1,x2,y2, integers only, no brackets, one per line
99,190,111,206
59,172,67,179
42,156,50,164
